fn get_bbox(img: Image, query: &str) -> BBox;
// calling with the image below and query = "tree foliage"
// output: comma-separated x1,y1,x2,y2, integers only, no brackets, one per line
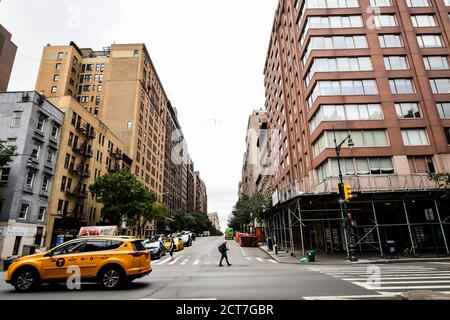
429,172,450,198
170,212,222,236
228,193,272,232
89,171,166,234
0,141,16,168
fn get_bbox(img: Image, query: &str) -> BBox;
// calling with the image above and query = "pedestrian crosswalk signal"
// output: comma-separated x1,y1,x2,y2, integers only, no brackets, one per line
344,184,353,200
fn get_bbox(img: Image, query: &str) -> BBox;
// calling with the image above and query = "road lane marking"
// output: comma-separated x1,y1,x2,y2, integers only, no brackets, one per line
303,293,399,300
344,276,450,281
354,280,450,285
169,256,182,265
155,257,171,265
239,244,246,257
356,284,450,290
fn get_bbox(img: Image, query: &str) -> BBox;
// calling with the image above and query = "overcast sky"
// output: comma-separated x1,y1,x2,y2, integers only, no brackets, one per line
0,0,277,231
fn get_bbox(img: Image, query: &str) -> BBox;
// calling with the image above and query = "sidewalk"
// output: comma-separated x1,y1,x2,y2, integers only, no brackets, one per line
259,245,450,265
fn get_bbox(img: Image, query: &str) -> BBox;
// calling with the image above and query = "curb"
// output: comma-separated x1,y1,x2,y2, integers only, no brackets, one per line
258,247,450,265
258,246,281,263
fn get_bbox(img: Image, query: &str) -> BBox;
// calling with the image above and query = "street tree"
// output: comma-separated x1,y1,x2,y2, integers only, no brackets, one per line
0,141,17,204
429,172,450,198
89,171,165,234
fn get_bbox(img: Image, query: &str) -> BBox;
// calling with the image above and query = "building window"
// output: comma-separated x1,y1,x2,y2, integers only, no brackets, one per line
37,115,46,133
0,168,10,185
423,56,450,70
411,15,437,27
47,148,56,165
51,86,57,93
134,50,139,58
64,153,70,169
373,15,398,28
437,102,450,119
384,56,409,70
53,75,59,82
445,128,450,145
408,156,435,174
395,103,421,119
401,129,430,146
51,125,59,140
430,78,450,94
37,207,46,221
19,203,29,219
11,111,22,127
417,34,444,48
41,176,50,194
389,79,415,94
68,132,74,147
57,52,65,59
56,63,62,70
406,0,430,7
127,121,133,130
379,34,403,48
25,171,35,188
31,142,41,160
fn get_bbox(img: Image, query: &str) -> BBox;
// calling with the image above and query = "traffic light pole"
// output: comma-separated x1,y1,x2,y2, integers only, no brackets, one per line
335,134,358,262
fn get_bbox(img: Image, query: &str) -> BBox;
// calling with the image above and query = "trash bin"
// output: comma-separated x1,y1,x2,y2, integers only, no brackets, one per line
307,250,316,262
384,240,398,259
3,257,15,271
267,237,273,251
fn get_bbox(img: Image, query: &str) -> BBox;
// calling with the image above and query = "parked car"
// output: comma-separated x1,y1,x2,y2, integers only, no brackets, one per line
180,233,192,247
142,239,166,260
5,236,151,292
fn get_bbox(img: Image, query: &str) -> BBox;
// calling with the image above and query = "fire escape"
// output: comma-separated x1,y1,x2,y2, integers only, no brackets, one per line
108,147,123,173
66,120,95,221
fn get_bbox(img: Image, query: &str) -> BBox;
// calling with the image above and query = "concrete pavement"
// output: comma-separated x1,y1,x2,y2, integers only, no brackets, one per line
0,236,449,300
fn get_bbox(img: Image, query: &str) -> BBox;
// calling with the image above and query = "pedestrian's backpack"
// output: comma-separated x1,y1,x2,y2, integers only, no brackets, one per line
218,244,224,253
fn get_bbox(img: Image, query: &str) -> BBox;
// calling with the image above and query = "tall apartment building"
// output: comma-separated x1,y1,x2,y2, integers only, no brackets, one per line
264,0,450,256
194,172,208,214
164,102,189,219
0,92,64,259
35,42,167,201
207,212,220,231
238,110,268,198
0,24,17,91
44,96,127,246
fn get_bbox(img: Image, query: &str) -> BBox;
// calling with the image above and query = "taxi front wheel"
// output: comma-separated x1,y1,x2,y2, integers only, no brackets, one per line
12,268,39,292
98,266,125,290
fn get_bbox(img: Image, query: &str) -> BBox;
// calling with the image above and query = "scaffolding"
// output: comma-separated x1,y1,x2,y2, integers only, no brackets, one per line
266,192,450,258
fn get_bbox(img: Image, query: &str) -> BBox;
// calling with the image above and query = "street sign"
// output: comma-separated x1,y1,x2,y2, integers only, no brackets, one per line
0,226,37,237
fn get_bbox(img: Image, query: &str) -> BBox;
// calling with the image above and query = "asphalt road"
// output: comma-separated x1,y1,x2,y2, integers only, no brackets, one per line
0,236,449,300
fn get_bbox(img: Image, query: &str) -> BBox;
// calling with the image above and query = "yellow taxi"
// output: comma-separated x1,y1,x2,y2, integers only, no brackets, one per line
163,236,184,252
5,236,151,292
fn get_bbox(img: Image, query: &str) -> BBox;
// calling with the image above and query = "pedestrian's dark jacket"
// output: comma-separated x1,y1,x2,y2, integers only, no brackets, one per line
169,241,175,252
218,243,228,254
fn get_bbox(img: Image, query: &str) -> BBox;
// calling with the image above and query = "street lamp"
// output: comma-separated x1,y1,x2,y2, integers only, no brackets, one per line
334,132,358,262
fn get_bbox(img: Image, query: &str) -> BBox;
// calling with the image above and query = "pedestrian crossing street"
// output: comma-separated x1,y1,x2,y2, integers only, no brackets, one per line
307,265,450,299
151,255,278,267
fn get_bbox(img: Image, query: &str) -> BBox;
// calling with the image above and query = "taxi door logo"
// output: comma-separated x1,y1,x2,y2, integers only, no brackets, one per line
56,258,66,267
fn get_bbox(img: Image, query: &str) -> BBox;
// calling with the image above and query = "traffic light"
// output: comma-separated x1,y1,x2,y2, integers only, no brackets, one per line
343,184,353,200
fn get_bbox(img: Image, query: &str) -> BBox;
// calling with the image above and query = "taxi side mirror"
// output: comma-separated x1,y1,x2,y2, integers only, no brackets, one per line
44,251,54,257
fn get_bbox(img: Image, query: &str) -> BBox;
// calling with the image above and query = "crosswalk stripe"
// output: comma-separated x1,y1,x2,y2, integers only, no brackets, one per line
268,259,277,264
354,280,450,285
246,257,253,261
255,257,264,263
156,257,171,265
169,256,182,265
365,285,450,290
193,258,200,265
181,258,189,265
344,276,450,281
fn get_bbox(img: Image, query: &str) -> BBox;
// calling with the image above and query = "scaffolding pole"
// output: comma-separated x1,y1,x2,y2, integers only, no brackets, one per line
371,202,384,256
402,200,417,256
288,207,295,254
435,200,449,255
298,201,305,257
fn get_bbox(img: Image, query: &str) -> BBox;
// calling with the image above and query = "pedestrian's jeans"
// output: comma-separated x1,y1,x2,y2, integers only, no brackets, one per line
220,253,230,266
